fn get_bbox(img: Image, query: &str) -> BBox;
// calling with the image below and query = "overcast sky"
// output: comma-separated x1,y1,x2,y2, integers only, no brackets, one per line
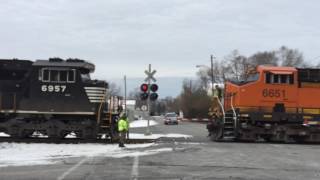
1,0,320,81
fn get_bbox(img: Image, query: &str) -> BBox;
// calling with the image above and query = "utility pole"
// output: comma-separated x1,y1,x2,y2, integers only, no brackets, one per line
210,55,214,93
124,75,127,114
124,75,129,139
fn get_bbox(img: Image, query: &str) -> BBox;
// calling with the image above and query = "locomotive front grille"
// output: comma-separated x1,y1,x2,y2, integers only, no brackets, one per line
84,87,107,103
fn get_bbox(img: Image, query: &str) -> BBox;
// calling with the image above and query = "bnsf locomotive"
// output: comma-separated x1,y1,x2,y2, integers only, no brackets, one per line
0,58,120,139
209,65,320,143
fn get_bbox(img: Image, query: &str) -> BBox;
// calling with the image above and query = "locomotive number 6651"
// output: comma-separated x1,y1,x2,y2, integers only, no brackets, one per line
262,88,286,98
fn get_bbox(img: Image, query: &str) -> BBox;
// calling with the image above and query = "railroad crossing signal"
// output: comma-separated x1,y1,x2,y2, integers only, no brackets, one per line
142,64,158,136
140,83,148,100
139,84,159,101
140,92,148,100
140,64,159,101
140,83,148,92
144,64,157,83
149,84,158,101
150,84,158,92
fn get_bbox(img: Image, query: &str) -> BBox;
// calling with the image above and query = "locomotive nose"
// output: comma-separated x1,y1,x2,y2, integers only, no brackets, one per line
88,80,108,88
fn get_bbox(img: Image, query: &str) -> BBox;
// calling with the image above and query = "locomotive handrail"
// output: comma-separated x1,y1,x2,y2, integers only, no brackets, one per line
97,85,107,125
216,97,225,124
230,93,237,129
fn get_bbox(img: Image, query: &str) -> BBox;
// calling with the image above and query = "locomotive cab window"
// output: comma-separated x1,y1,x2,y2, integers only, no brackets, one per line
67,70,76,83
60,71,67,82
79,68,91,82
81,73,91,82
42,69,50,82
265,72,294,84
51,70,59,82
40,68,76,83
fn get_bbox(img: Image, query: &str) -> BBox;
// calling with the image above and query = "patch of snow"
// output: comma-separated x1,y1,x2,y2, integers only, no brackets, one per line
112,148,172,158
130,119,158,128
32,132,48,138
65,132,77,139
0,132,10,137
0,142,161,167
129,133,192,139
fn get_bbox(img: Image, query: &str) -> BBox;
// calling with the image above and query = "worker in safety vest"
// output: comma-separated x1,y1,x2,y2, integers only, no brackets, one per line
208,85,223,137
118,114,129,147
213,85,222,101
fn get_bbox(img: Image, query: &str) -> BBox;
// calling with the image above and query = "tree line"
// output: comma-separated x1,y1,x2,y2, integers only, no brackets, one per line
156,46,312,118
121,46,316,118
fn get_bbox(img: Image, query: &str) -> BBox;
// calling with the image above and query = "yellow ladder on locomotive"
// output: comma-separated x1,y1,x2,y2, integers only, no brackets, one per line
97,95,122,128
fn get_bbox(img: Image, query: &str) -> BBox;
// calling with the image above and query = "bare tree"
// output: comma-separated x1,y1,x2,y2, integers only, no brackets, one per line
128,87,145,110
249,51,278,66
108,82,121,96
196,68,210,90
196,58,228,92
277,46,304,67
224,50,251,81
178,79,211,118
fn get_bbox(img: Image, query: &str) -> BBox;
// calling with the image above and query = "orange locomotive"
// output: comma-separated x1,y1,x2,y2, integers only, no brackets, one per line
209,65,320,142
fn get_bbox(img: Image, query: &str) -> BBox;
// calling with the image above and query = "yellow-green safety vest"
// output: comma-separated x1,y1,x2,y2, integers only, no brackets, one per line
118,118,129,132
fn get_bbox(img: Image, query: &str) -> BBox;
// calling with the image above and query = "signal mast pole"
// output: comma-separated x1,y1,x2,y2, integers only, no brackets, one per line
146,64,151,135
143,64,157,135
124,75,127,114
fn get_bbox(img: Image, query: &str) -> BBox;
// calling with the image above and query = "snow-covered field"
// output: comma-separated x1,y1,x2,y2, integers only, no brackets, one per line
130,119,158,128
0,118,193,167
0,142,172,167
0,132,192,168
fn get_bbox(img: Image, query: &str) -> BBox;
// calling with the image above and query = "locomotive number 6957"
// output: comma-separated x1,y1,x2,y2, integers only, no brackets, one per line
41,85,66,93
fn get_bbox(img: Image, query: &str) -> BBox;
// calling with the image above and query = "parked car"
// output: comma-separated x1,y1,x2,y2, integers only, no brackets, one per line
164,113,178,125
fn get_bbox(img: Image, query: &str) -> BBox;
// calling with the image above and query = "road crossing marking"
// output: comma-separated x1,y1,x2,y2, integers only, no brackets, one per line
57,157,89,180
131,155,139,180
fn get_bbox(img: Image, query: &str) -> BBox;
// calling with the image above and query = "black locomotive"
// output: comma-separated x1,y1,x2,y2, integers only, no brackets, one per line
0,58,120,139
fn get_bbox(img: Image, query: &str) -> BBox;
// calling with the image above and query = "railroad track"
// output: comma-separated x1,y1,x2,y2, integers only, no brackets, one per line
0,137,155,144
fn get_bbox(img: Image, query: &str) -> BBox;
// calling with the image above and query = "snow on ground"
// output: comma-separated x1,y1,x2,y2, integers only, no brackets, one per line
0,142,172,167
130,119,158,128
129,133,192,139
0,132,85,139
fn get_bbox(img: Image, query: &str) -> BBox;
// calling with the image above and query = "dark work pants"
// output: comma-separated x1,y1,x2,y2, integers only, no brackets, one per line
119,131,126,147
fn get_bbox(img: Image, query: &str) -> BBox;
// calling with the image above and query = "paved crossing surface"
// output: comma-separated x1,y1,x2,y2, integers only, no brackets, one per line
1,116,320,180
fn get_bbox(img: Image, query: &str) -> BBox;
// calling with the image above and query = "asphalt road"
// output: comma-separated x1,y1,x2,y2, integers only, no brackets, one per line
1,116,320,180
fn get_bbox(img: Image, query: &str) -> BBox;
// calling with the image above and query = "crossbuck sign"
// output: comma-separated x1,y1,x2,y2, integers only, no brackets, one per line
144,64,157,82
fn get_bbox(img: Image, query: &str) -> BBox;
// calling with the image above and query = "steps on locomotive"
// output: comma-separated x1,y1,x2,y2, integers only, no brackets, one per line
99,117,110,128
222,112,236,140
99,112,118,128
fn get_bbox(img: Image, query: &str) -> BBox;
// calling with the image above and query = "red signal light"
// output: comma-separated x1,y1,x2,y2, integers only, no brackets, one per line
140,84,148,92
